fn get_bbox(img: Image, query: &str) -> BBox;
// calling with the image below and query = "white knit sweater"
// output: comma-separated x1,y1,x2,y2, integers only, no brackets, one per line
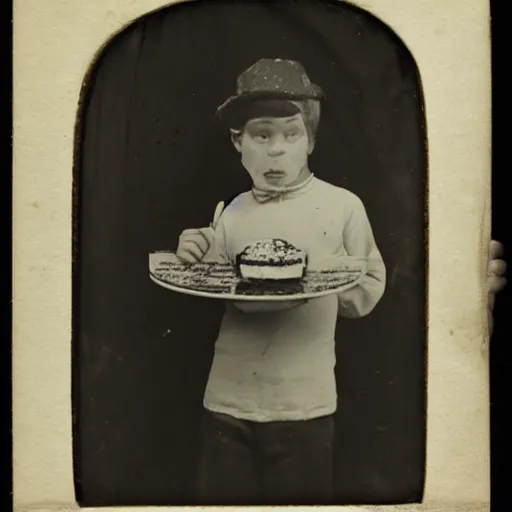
203,177,386,422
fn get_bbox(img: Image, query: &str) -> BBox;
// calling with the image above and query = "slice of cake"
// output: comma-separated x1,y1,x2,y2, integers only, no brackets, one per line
236,239,307,280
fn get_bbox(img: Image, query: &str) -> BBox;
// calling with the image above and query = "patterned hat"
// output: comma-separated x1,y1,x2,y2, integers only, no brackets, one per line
216,58,324,126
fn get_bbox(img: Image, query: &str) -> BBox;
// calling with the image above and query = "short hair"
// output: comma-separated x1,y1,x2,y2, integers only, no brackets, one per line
231,98,321,142
291,99,321,141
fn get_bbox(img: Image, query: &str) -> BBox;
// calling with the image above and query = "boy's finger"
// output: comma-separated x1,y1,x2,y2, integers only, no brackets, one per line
180,233,210,254
175,249,200,264
180,241,206,261
490,240,505,260
180,228,202,237
197,227,215,247
488,276,507,294
488,259,507,277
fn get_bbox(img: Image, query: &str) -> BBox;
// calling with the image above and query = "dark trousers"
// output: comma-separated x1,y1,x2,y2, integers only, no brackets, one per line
197,409,335,506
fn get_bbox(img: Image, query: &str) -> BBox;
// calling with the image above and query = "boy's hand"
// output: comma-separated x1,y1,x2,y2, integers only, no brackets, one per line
176,201,225,263
176,227,214,263
488,240,507,335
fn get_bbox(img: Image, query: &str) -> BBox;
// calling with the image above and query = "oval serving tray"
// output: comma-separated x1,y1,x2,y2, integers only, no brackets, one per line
149,252,368,302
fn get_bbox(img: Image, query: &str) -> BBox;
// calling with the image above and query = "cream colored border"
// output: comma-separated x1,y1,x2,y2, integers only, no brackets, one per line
12,0,491,511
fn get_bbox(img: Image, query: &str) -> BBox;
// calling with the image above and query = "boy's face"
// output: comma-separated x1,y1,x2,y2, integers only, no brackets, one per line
231,113,314,189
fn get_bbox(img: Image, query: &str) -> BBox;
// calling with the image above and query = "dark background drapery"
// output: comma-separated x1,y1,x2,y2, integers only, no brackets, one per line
73,0,427,505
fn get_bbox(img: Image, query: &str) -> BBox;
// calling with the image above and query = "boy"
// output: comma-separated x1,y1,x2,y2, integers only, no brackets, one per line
177,58,386,505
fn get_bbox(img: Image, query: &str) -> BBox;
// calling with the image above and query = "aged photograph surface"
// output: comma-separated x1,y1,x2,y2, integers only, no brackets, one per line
73,0,427,506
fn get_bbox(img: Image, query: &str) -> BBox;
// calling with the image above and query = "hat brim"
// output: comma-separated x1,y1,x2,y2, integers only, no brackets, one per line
216,86,324,127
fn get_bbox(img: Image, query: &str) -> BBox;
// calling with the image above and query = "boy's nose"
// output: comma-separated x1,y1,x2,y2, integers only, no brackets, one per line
267,136,286,156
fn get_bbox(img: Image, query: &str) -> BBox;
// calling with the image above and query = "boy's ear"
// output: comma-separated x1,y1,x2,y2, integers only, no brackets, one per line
230,129,242,152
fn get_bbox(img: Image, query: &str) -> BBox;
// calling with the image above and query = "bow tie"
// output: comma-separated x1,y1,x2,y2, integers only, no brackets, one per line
252,174,315,203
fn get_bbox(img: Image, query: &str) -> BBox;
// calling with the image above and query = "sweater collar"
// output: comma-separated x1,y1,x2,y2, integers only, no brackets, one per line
251,173,316,203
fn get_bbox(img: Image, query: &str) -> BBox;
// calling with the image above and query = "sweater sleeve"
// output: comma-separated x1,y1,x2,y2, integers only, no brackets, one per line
337,195,386,318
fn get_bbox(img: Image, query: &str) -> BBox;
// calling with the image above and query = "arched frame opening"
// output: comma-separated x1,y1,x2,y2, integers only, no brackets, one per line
72,0,427,506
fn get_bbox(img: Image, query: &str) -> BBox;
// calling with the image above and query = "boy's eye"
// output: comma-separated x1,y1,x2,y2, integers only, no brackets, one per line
253,131,271,142
285,130,301,141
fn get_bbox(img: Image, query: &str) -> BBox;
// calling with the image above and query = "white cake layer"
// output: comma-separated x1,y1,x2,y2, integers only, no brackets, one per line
239,263,305,280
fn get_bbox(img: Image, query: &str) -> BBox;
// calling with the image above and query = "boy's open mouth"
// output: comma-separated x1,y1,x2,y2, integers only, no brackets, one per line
264,170,286,178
